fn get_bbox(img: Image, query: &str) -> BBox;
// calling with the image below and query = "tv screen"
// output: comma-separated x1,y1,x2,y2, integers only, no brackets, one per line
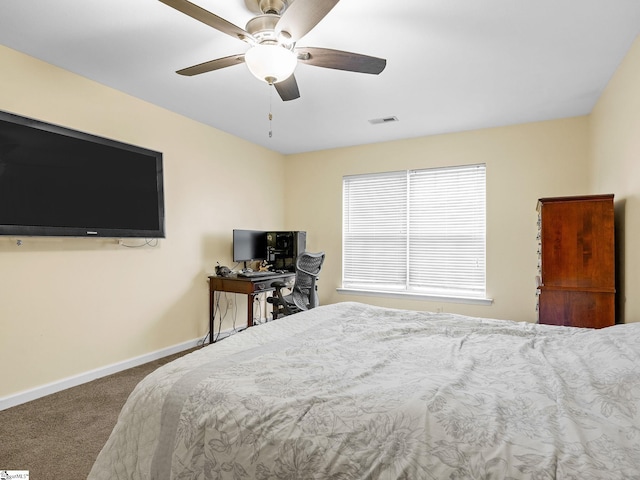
0,110,165,238
233,229,267,262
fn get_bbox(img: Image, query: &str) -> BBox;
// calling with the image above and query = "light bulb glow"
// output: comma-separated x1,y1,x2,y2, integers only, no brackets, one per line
245,44,297,84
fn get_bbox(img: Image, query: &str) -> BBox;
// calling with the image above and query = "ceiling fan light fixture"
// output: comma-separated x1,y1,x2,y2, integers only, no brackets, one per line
245,44,297,84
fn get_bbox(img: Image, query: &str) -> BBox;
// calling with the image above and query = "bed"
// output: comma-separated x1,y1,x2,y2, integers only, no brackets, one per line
89,301,640,479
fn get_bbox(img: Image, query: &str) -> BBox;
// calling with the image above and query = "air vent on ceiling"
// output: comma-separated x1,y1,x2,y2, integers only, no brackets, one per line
368,116,399,125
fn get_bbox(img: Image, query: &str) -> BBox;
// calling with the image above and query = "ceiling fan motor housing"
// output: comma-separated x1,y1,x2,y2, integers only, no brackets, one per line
246,13,294,48
246,14,279,43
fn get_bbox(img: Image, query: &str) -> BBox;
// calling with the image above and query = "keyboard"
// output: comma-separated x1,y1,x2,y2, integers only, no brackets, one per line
237,271,278,278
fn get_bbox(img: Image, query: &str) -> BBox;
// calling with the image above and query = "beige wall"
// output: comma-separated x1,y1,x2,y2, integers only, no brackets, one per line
0,45,287,399
589,35,640,324
285,117,591,322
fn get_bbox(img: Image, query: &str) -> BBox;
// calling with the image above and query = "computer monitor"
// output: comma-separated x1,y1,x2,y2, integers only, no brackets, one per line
232,229,267,263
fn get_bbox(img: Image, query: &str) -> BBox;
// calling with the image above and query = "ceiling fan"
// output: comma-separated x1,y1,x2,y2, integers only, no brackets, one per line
159,0,387,101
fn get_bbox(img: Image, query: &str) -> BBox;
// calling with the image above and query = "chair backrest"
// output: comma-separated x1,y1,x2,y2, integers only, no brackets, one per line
291,251,325,311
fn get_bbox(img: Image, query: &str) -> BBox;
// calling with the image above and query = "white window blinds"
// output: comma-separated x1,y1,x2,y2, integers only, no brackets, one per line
343,171,408,290
343,164,486,299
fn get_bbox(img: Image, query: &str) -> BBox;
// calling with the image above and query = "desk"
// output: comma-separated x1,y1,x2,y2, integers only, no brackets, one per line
208,273,295,340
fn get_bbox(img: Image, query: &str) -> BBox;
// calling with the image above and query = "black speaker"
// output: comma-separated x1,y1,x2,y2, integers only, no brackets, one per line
266,231,306,271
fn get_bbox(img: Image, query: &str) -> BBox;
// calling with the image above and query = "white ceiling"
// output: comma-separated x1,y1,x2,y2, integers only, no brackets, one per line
0,0,639,155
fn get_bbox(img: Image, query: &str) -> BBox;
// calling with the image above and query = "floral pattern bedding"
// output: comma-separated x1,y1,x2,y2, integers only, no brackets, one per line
89,302,640,479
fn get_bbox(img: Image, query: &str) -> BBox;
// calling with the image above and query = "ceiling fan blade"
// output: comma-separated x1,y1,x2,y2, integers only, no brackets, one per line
274,75,300,101
159,0,254,43
296,47,386,74
176,54,245,76
276,0,340,42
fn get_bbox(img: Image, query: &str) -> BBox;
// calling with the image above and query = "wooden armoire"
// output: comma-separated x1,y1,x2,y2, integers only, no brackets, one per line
536,194,615,328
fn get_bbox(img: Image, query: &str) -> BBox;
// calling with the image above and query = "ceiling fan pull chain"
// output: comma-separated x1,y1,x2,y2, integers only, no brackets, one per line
268,85,273,138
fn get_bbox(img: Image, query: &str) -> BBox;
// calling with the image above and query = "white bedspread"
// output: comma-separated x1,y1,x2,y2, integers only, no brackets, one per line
89,302,640,479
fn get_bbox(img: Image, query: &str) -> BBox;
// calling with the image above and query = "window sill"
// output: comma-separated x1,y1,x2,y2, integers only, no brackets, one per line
336,287,494,306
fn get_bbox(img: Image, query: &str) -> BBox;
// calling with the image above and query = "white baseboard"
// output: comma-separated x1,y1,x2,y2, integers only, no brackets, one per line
0,336,214,411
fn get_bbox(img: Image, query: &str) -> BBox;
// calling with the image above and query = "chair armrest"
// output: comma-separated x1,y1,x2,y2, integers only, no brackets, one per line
271,281,288,288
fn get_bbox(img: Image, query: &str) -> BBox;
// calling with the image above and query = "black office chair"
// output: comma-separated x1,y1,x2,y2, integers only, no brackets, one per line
268,251,325,319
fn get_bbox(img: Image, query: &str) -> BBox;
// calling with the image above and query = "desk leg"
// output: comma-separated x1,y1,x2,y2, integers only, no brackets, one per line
214,289,216,344
247,293,255,328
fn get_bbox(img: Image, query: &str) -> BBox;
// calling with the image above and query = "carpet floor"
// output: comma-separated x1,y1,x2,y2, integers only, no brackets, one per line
0,347,200,480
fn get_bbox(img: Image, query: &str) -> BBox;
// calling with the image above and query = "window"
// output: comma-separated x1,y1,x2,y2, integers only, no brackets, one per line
342,163,487,301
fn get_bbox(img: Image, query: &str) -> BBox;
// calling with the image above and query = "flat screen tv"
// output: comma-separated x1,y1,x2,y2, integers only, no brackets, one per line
0,110,165,238
233,229,267,263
